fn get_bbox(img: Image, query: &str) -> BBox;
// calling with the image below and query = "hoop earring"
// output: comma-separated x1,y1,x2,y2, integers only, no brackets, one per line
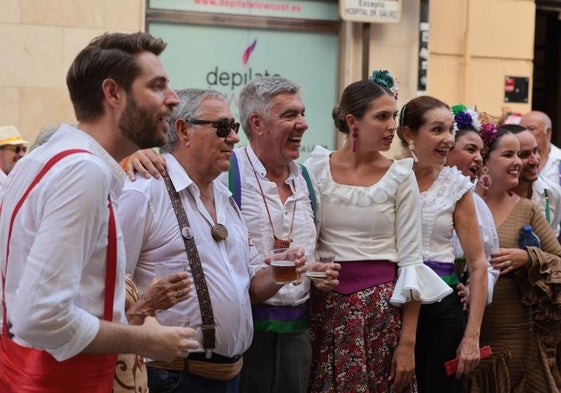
479,166,493,196
408,141,419,163
352,127,359,152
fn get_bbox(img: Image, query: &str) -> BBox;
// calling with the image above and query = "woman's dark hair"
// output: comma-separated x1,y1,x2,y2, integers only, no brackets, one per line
453,128,479,143
481,127,514,162
332,80,394,134
66,32,167,122
397,96,450,146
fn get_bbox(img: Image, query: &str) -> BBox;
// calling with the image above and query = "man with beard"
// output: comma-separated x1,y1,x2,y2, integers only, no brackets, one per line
504,124,561,236
0,32,199,393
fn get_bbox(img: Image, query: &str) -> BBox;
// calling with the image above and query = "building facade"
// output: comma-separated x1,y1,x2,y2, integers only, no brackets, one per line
0,0,539,150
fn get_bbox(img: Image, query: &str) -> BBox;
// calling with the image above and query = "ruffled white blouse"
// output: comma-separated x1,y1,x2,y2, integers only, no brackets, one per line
305,146,452,305
421,166,473,263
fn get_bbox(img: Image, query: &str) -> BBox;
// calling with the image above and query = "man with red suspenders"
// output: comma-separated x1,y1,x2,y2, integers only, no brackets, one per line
0,32,199,393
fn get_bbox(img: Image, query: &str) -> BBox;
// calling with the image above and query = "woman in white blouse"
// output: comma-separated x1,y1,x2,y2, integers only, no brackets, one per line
304,72,451,393
397,96,488,393
446,106,499,306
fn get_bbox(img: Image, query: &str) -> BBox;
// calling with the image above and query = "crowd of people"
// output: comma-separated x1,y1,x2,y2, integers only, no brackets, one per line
1,30,561,393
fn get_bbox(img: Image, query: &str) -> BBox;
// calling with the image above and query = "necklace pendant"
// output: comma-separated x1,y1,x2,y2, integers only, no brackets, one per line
211,224,228,241
274,237,291,249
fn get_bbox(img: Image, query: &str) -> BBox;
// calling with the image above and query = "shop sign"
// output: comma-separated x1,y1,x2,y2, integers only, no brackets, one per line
339,0,401,23
150,0,339,21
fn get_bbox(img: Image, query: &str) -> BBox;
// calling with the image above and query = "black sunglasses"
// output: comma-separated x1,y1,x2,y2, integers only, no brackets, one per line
188,119,240,138
2,145,27,154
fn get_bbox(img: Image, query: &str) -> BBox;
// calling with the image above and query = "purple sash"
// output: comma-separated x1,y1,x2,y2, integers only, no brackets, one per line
334,260,396,295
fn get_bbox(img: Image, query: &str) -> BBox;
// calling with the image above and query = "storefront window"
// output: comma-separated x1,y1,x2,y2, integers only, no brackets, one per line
148,0,339,160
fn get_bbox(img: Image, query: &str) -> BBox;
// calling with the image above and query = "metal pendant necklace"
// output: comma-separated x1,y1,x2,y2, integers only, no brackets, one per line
186,187,228,241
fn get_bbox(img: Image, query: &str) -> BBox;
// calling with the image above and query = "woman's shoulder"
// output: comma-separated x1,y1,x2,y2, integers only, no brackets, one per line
439,166,473,196
516,197,541,214
304,145,331,177
391,157,414,172
382,158,416,188
441,165,469,182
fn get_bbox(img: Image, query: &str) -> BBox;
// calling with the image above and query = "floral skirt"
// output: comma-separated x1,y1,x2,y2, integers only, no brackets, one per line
309,282,417,393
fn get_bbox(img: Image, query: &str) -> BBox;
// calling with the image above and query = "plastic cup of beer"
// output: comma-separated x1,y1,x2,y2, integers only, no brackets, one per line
306,250,335,282
154,310,202,356
269,248,300,284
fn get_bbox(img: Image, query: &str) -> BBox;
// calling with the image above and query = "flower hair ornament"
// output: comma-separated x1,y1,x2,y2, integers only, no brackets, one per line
480,122,498,146
451,104,481,135
369,69,399,99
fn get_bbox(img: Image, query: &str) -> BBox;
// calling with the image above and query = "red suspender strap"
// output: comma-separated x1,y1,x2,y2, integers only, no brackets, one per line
104,197,117,321
2,148,117,335
0,148,119,393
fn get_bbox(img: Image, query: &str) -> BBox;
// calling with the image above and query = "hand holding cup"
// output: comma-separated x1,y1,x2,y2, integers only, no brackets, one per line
306,251,335,282
267,246,307,285
307,250,341,292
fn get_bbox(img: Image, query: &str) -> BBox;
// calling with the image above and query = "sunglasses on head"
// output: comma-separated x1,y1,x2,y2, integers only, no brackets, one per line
2,145,27,154
188,118,240,138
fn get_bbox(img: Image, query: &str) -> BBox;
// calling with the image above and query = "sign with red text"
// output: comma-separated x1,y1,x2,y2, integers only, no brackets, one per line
340,0,401,23
150,0,339,20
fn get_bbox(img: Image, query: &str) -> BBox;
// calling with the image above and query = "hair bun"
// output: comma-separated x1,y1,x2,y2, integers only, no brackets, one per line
369,70,399,98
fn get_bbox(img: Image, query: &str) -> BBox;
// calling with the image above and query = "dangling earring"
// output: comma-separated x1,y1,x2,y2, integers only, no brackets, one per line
479,166,493,196
352,127,359,152
408,140,419,163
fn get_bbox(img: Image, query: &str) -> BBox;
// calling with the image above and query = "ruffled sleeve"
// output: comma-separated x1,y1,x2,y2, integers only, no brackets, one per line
304,145,331,190
391,264,453,305
391,158,453,305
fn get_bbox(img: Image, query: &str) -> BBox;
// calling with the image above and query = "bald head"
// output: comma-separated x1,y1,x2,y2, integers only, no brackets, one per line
520,111,552,165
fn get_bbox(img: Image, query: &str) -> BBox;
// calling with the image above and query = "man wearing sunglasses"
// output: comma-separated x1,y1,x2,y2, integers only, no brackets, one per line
124,78,341,393
0,125,28,191
118,88,307,393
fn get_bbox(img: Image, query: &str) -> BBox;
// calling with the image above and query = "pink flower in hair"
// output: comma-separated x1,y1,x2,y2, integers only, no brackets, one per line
480,122,498,145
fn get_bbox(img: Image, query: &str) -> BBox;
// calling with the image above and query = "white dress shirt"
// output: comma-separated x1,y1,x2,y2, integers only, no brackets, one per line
0,124,127,361
118,153,256,357
541,143,561,187
218,145,317,307
532,176,561,236
0,170,7,195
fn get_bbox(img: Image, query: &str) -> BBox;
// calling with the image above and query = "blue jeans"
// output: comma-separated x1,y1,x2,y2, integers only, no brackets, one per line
147,366,240,393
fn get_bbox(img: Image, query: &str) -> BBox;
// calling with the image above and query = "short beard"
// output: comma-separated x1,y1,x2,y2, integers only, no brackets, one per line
119,95,167,149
